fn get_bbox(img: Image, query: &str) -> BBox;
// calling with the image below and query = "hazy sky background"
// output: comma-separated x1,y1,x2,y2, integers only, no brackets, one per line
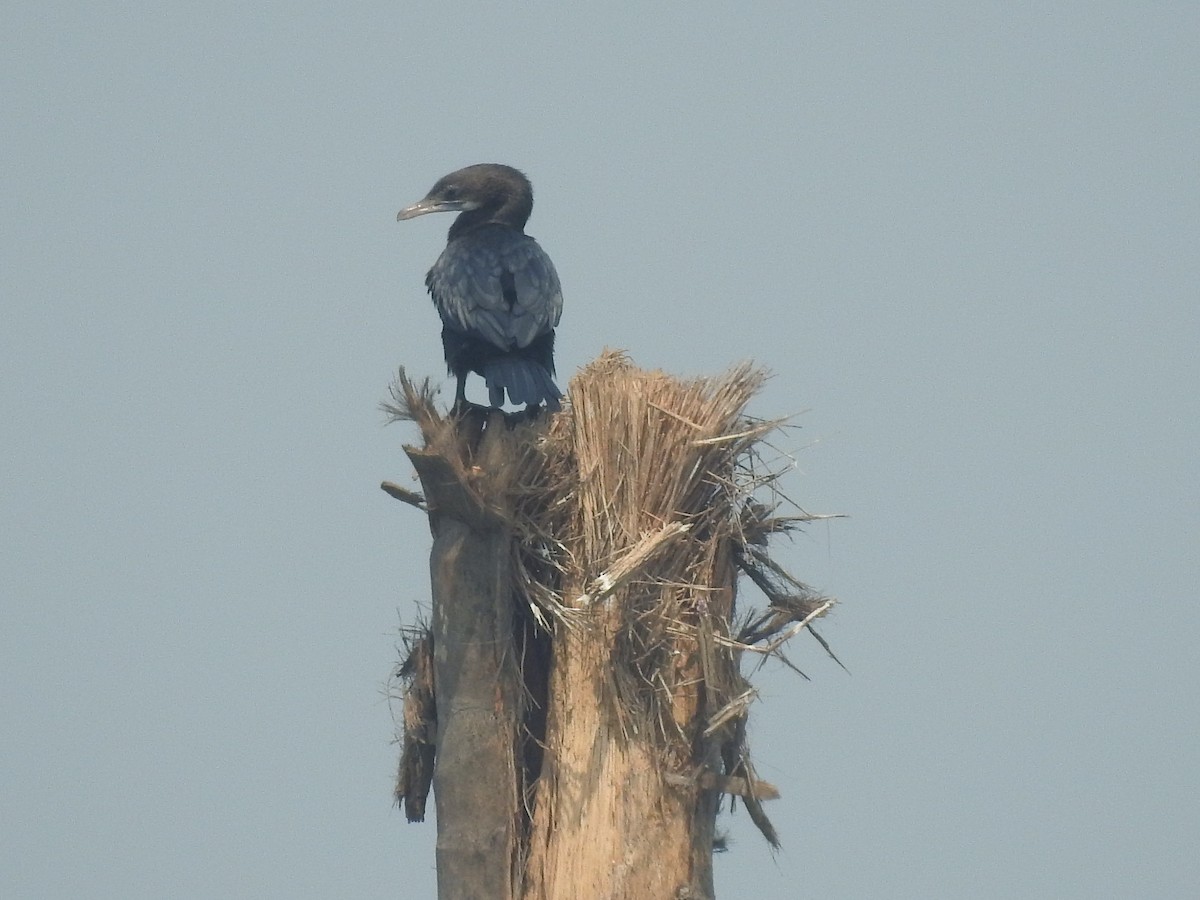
3,3,1197,898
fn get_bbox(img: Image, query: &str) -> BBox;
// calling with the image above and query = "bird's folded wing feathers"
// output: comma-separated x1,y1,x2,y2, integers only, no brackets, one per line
427,234,562,350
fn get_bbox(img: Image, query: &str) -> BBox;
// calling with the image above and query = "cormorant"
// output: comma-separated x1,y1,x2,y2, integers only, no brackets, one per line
397,163,563,413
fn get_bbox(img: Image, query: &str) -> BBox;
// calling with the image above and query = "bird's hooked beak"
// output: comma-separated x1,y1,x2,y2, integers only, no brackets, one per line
396,197,479,221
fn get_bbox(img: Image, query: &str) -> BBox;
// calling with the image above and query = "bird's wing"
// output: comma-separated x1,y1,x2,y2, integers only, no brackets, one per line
426,232,562,351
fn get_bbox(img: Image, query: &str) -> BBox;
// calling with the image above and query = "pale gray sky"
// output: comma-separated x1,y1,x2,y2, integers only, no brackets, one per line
3,3,1198,898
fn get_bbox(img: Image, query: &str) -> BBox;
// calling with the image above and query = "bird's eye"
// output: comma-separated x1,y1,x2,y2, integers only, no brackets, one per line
442,185,459,201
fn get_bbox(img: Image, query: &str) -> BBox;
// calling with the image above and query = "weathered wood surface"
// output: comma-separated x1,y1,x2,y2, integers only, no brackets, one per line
407,433,523,900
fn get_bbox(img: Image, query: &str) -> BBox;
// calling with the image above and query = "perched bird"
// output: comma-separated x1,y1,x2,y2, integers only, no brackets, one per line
397,163,564,412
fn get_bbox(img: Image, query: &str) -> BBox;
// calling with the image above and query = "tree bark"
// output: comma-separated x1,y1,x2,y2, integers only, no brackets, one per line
520,620,721,900
407,436,523,900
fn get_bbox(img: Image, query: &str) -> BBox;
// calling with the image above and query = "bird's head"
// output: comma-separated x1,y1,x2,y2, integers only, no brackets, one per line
397,164,534,238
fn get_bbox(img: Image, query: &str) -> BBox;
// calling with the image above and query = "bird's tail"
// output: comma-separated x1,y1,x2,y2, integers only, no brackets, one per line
483,358,563,411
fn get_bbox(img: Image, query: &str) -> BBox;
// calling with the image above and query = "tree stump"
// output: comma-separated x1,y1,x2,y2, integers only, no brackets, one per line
387,352,837,900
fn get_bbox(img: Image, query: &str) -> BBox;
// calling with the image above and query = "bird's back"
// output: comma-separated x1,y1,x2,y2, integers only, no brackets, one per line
425,224,562,352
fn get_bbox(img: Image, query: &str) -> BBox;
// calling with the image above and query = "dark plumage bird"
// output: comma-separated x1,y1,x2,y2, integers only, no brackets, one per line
397,163,564,412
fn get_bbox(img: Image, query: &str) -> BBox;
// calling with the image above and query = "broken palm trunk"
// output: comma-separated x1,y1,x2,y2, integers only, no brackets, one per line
385,351,837,900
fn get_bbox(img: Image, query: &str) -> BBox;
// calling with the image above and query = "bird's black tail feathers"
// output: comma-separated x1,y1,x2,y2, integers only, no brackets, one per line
483,358,562,411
